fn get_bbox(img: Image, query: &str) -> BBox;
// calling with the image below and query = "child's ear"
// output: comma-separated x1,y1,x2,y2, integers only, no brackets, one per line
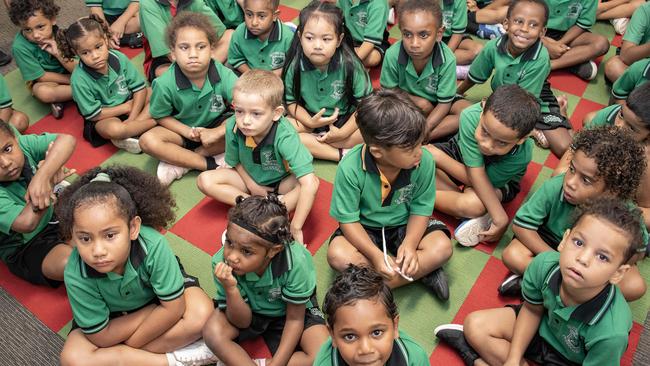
502,18,509,32
266,244,284,259
272,105,285,121
392,315,400,339
480,98,487,108
368,145,384,160
436,26,445,42
557,229,571,251
540,26,547,39
129,216,142,241
273,9,280,20
609,263,631,285
516,135,529,145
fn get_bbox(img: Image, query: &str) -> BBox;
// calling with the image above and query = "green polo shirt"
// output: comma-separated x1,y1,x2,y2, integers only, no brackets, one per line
150,60,237,127
380,41,456,104
224,116,314,186
586,104,620,129
513,174,574,247
71,50,146,120
522,251,632,366
440,0,467,38
468,36,550,111
284,52,371,117
623,2,650,45
458,103,533,188
314,330,429,366
204,0,244,29
546,0,597,31
611,58,650,100
212,241,317,317
64,226,185,335
0,132,58,262
0,74,12,110
139,0,226,58
85,0,138,16
227,20,294,71
12,32,67,82
337,0,388,45
330,144,437,228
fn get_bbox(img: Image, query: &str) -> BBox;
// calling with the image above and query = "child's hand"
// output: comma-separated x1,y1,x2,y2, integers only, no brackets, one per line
310,107,339,126
214,261,238,289
186,127,204,142
245,180,273,197
39,142,77,185
467,0,478,12
544,39,570,59
316,125,344,144
372,254,398,281
25,175,55,211
39,39,61,58
109,20,127,49
478,218,508,243
197,127,222,146
396,244,419,278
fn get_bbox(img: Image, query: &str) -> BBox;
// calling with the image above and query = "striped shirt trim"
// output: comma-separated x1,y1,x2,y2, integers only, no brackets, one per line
468,71,486,84
0,100,12,109
84,107,102,120
281,293,311,304
364,36,383,46
131,82,146,93
512,217,540,231
438,95,455,103
158,286,185,302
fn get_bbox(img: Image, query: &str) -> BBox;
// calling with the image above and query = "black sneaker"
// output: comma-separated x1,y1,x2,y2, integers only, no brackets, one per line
434,324,480,366
120,32,144,48
569,61,597,81
175,256,201,288
498,274,523,297
0,49,11,66
51,102,64,119
421,267,449,301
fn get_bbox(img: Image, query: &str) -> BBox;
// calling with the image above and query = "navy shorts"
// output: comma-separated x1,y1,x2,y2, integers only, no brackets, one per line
5,222,64,287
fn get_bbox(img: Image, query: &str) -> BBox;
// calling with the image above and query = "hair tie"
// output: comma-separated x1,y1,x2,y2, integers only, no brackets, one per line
90,172,111,183
230,216,281,244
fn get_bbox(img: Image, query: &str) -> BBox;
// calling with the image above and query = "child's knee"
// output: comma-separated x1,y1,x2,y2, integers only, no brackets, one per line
621,273,647,301
196,171,215,193
10,110,29,133
327,238,358,270
463,311,487,342
138,130,161,153
457,194,487,218
33,86,56,103
593,35,610,56
60,343,91,366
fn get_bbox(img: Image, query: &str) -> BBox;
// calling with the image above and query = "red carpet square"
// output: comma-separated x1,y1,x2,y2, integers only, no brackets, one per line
569,98,606,130
548,72,588,97
278,5,300,22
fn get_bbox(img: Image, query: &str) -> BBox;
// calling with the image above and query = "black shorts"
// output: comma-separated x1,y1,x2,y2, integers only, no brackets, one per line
148,55,172,83
442,34,473,44
352,29,391,59
433,137,521,203
507,304,580,366
330,219,450,256
312,109,355,135
538,227,562,250
104,13,122,25
545,28,567,41
538,81,572,131
182,111,233,150
5,222,64,287
82,113,130,147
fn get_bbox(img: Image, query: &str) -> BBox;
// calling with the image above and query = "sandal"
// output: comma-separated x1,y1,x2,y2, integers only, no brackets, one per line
50,102,64,119
531,129,549,149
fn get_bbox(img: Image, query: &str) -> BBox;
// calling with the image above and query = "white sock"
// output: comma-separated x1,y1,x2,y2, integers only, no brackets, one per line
166,352,177,366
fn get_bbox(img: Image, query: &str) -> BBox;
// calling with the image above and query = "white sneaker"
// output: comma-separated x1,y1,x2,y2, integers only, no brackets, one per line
454,213,492,247
171,339,220,366
157,161,190,186
456,65,470,80
53,180,71,196
387,8,396,25
610,17,629,35
111,138,142,154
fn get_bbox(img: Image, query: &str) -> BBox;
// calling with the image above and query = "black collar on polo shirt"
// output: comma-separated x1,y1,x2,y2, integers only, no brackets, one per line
83,238,147,278
398,41,445,68
82,52,121,80
361,145,415,207
270,244,291,278
334,338,409,365
299,49,342,72
235,121,280,164
244,19,282,42
496,35,543,61
174,60,221,89
643,62,650,79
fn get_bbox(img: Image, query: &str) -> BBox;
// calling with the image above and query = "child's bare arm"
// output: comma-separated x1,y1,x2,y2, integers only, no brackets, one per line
558,25,585,45
36,72,72,85
11,204,51,233
27,134,76,210
512,225,555,255
619,41,650,65
446,34,463,52
127,88,147,120
291,173,319,243
355,41,376,61
90,100,134,121
503,302,544,366
86,304,156,348
124,296,186,348
340,222,398,279
426,102,452,134
236,63,252,75
234,164,273,197
215,262,253,328
426,145,469,184
467,166,508,241
157,116,195,140
397,215,429,277
456,79,475,95
287,103,339,130
269,303,305,366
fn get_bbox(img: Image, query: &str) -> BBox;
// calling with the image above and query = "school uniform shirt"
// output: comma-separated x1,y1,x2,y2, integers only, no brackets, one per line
11,32,66,82
313,330,429,366
284,51,371,117
330,144,437,228
458,103,533,188
586,104,620,129
71,50,146,121
150,60,237,127
227,20,294,71
337,0,388,46
440,0,467,39
468,35,550,111
0,131,57,262
64,226,185,335
0,74,13,110
513,174,574,246
623,2,650,46
85,0,137,16
139,0,226,59
380,41,456,104
224,116,314,186
212,241,317,317
545,0,597,32
522,251,632,366
611,58,650,100
204,0,244,29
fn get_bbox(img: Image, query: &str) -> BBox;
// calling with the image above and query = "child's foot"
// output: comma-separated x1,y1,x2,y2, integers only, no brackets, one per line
531,129,550,149
610,17,629,35
111,138,142,154
456,65,470,80
169,339,220,366
421,267,450,301
498,273,522,297
569,60,598,81
50,103,64,119
476,23,505,39
454,213,492,247
556,94,568,117
157,161,190,186
434,324,480,366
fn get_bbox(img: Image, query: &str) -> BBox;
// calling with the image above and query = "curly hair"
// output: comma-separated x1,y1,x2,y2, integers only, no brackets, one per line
165,12,219,49
323,265,398,326
227,194,293,246
9,0,60,26
55,14,112,60
572,197,644,263
0,120,16,138
56,166,176,241
572,125,646,200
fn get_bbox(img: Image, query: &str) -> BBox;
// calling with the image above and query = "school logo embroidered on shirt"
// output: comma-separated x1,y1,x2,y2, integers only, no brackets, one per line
261,150,283,173
330,80,345,100
267,287,282,302
210,94,226,113
425,75,438,94
567,2,583,19
270,52,286,69
115,75,129,96
355,11,368,27
442,11,453,29
394,183,416,205
563,326,581,354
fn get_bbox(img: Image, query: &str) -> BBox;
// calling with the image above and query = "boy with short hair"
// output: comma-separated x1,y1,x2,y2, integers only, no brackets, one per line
436,197,642,366
85,0,143,48
328,88,454,301
0,74,29,134
542,0,609,81
227,0,295,76
380,0,457,141
337,0,391,67
611,57,650,102
427,84,538,247
604,2,650,83
315,265,430,365
197,69,319,244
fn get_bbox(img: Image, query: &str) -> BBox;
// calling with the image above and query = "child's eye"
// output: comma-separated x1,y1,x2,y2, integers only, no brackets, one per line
371,329,384,337
597,253,610,262
3,145,12,153
106,232,116,240
77,235,91,243
498,141,508,147
582,177,592,185
419,32,429,39
242,249,252,256
402,31,412,38
573,238,584,247
342,334,357,342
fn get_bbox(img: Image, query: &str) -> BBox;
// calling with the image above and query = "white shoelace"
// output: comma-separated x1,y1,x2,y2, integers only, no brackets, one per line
382,227,413,282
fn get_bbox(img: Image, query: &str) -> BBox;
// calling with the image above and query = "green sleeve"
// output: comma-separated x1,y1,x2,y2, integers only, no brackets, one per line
284,61,297,104
398,333,430,366
281,244,316,305
227,25,248,69
139,1,170,58
12,37,46,81
277,122,314,179
142,229,185,302
458,106,484,168
20,132,57,164
149,76,174,119
622,5,649,44
329,155,363,223
379,45,400,88
451,0,468,34
0,191,24,236
467,42,494,84
120,52,146,92
362,0,389,45
586,105,618,129
576,0,597,30
188,0,227,37
437,49,457,103
521,251,555,305
582,336,629,366
518,56,550,99
64,253,111,334
352,62,372,99
217,63,238,104
313,339,334,366
71,72,102,120
611,59,647,100
224,116,241,167
408,149,437,217
85,0,103,6
0,74,13,109
513,177,557,231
